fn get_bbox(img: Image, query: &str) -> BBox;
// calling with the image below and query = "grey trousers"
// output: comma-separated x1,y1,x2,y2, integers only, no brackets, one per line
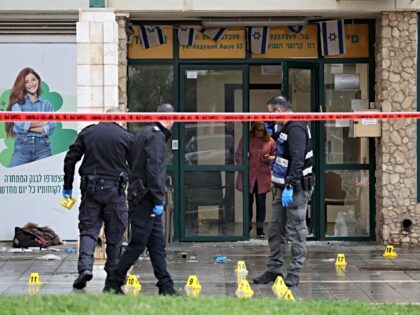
267,188,311,276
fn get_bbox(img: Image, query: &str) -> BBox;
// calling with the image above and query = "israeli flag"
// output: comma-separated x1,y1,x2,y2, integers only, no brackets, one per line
139,25,165,49
201,28,226,41
319,20,346,56
246,27,270,54
178,26,196,46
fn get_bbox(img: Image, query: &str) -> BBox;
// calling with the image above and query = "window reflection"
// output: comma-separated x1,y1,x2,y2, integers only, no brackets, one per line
324,64,369,164
325,170,369,237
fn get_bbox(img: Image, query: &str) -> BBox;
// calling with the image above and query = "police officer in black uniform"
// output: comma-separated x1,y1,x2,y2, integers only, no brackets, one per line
63,107,133,290
103,103,177,295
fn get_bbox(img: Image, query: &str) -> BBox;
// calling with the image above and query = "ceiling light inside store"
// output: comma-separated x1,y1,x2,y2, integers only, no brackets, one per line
201,18,308,27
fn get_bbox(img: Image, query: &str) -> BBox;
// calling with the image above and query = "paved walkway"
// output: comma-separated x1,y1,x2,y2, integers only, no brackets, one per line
1,240,420,302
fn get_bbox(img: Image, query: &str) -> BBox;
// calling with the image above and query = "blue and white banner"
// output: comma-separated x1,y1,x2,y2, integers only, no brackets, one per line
139,25,165,49
319,20,346,56
246,27,270,54
201,28,226,42
178,26,196,46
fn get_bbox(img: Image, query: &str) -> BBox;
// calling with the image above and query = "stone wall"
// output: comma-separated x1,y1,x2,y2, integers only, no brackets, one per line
116,13,129,111
375,12,418,246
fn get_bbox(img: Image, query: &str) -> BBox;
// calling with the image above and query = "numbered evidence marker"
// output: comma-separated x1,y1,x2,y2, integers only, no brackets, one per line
125,275,142,291
28,272,42,285
272,275,288,297
185,275,202,297
383,245,398,258
235,279,254,298
234,260,248,274
60,195,76,209
335,253,347,267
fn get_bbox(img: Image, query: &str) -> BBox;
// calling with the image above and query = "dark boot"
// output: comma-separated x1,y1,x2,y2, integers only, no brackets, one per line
159,286,179,296
256,228,266,238
284,273,300,287
73,270,93,289
252,271,283,284
103,278,124,295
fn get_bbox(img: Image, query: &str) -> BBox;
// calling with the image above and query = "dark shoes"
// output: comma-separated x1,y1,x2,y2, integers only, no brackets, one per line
253,271,283,284
256,228,266,238
73,270,93,289
159,286,179,296
284,273,300,287
103,278,124,295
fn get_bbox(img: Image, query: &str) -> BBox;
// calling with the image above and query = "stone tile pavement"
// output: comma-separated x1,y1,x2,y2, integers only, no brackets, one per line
1,240,420,302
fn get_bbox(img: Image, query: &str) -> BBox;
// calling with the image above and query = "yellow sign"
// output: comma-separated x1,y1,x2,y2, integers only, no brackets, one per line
383,245,398,258
128,25,173,59
125,274,141,290
272,276,288,297
252,25,318,59
327,24,369,58
335,253,347,267
28,272,42,285
235,279,254,298
180,27,245,59
185,275,202,290
60,195,76,209
234,260,248,274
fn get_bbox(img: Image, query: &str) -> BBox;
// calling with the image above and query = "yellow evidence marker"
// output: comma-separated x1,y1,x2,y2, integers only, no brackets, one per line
235,279,254,298
383,245,398,258
28,272,42,285
125,275,142,290
272,275,288,297
335,253,347,267
234,260,248,274
185,275,202,297
60,195,76,209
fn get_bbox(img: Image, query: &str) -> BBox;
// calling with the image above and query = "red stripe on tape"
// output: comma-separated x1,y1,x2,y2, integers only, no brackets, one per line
0,111,418,122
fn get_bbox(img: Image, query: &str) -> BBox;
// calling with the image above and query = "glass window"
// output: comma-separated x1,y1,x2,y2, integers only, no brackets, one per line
324,64,369,164
183,69,242,166
127,64,174,164
185,171,242,237
127,64,174,132
325,170,370,237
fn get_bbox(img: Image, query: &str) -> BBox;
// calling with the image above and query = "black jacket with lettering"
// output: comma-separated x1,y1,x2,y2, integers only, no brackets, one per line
128,123,171,206
63,122,134,189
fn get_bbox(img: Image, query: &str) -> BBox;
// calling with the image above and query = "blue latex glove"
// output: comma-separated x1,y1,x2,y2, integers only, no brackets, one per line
152,204,164,216
62,189,72,198
282,187,294,207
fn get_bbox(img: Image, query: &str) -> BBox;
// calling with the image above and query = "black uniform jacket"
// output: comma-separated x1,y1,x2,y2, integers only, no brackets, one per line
63,122,134,190
282,121,313,188
128,123,171,206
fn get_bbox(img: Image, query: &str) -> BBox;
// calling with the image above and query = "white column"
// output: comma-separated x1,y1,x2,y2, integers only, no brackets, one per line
77,9,119,129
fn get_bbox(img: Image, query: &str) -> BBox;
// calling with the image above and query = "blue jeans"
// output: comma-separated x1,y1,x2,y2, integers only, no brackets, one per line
9,135,52,167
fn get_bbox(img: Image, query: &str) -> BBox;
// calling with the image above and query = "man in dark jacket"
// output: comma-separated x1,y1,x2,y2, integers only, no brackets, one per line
104,103,177,295
253,96,314,287
63,107,133,290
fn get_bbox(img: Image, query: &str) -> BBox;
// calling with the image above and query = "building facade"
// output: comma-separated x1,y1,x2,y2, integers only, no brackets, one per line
0,0,419,244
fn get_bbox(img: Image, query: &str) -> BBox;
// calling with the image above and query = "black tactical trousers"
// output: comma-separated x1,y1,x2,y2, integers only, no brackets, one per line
110,197,174,291
78,182,128,274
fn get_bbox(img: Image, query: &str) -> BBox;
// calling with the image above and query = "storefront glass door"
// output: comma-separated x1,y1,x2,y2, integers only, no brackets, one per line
179,65,247,241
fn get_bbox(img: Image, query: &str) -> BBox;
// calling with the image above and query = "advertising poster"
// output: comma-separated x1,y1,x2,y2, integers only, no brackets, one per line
0,41,78,240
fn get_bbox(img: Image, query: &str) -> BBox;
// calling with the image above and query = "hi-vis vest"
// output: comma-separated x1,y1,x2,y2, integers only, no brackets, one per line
271,122,313,188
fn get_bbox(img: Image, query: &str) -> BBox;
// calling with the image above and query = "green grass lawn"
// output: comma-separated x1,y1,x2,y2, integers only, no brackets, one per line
1,294,420,315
